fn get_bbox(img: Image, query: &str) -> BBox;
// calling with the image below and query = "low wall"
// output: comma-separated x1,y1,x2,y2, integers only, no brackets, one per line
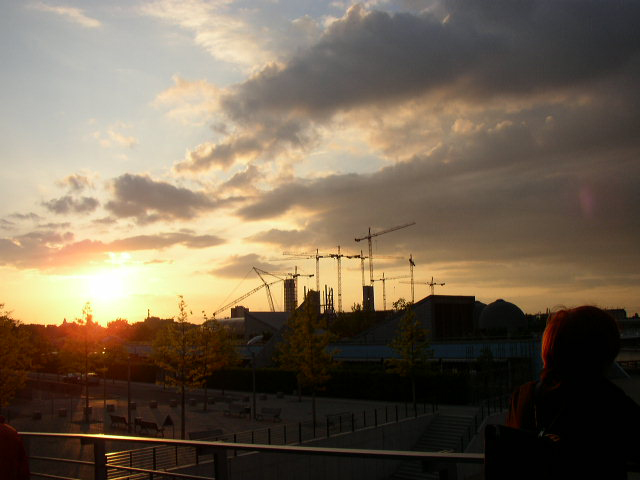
226,414,436,480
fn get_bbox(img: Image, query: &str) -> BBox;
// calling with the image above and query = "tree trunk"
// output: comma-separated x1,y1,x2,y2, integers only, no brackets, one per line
312,390,317,428
180,384,186,439
411,376,417,414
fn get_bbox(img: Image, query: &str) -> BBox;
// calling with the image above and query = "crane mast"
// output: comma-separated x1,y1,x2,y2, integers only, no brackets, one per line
355,221,416,286
373,273,410,311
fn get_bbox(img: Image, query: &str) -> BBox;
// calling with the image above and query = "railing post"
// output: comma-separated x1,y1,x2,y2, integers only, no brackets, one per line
326,417,330,438
268,428,271,445
395,405,398,422
351,413,355,432
93,438,107,480
213,448,229,480
298,422,302,443
374,409,378,427
283,424,287,444
153,446,157,476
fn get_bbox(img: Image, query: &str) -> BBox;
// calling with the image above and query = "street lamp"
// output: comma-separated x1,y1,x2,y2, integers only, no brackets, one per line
246,335,263,420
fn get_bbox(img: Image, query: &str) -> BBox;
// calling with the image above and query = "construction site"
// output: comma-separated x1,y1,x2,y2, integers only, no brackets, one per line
212,222,433,319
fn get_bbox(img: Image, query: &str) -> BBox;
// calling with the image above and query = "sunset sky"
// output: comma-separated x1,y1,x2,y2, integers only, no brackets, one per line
1,0,639,325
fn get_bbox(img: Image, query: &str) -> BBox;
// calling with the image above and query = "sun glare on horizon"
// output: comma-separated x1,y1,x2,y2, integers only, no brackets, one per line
86,268,128,303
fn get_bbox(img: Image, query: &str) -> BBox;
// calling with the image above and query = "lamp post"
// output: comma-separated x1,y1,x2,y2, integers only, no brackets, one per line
127,353,131,433
246,335,263,420
102,348,106,411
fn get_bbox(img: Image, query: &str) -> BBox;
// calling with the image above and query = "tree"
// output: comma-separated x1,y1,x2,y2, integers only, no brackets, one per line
277,291,335,426
0,305,31,413
152,296,198,439
192,315,238,410
387,299,432,411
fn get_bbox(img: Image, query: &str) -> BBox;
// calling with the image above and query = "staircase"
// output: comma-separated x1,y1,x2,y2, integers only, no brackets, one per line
390,413,477,480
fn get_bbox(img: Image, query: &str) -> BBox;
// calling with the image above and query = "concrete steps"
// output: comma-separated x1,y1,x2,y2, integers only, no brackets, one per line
390,413,477,480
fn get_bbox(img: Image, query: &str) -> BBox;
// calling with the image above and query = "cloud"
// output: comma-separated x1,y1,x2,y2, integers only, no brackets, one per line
92,125,138,149
140,0,274,68
105,173,223,224
9,213,41,222
245,228,314,249
43,196,99,214
0,229,224,271
32,2,101,28
57,174,93,192
107,232,224,251
153,75,221,126
221,165,260,193
209,253,282,278
182,1,640,174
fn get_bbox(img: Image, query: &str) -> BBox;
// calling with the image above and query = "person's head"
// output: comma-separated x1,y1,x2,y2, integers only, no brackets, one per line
541,306,620,385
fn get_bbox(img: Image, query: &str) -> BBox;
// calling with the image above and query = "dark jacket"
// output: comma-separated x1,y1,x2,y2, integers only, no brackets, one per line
506,378,640,479
0,423,30,480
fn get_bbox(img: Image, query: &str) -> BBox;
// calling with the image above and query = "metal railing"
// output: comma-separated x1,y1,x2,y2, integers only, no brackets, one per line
22,432,484,480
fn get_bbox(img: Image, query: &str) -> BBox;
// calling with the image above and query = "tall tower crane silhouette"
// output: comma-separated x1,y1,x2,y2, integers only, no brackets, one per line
373,273,411,311
355,222,416,286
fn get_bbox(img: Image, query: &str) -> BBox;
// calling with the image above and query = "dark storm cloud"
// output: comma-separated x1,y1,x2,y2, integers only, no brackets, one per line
105,173,220,224
221,1,640,121
0,229,225,270
179,0,640,173
236,107,640,279
43,195,100,214
209,253,282,278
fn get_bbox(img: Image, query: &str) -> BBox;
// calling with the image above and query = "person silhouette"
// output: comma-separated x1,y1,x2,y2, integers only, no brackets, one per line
0,415,30,480
505,306,640,479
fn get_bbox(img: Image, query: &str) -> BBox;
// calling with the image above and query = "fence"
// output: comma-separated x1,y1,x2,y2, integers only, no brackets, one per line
23,432,484,480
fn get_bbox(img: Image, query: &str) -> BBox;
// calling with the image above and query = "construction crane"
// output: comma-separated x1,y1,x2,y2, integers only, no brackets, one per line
373,273,410,311
211,278,283,318
407,276,446,296
328,246,347,312
346,251,404,288
355,222,416,286
263,266,314,311
282,249,329,292
409,254,416,303
253,267,280,312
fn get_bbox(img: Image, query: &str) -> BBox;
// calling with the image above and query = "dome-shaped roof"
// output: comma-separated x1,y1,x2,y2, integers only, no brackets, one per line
478,299,526,331
473,301,487,329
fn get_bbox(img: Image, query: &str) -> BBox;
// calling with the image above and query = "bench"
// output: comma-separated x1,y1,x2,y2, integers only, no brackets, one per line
223,403,250,418
110,414,128,429
256,407,282,422
135,418,164,437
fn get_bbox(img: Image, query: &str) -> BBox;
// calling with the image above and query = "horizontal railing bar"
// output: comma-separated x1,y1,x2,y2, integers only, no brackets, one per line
28,455,94,467
30,472,80,480
107,463,213,480
21,432,484,464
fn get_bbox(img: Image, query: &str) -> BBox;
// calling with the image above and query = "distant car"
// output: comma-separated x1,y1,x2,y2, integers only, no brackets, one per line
84,373,100,386
62,373,81,384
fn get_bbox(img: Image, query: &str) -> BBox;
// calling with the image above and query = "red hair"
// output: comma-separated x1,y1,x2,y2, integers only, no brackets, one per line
541,306,620,387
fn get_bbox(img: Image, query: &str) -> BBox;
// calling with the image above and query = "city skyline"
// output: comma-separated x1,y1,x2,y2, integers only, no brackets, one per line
1,0,639,325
